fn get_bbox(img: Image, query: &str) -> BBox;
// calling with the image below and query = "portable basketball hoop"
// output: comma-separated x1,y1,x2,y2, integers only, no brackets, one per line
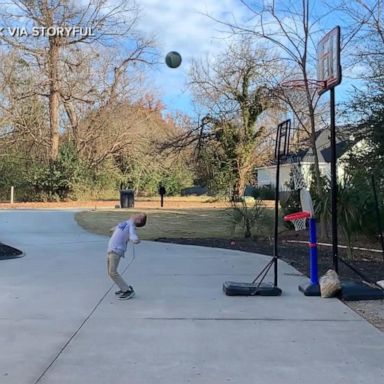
284,207,321,296
284,211,310,231
223,120,290,298
284,187,320,296
317,26,342,273
284,187,315,232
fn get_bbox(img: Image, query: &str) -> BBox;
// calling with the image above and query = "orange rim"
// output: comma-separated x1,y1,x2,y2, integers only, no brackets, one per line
284,211,311,221
280,79,326,90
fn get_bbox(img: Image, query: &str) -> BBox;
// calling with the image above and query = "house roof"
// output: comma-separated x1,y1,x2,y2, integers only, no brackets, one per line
302,127,352,163
264,125,357,166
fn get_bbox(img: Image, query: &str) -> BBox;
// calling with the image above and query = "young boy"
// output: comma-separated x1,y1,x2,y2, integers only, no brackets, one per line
107,213,147,299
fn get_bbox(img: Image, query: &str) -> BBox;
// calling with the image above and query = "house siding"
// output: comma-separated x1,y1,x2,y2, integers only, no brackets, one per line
257,162,330,190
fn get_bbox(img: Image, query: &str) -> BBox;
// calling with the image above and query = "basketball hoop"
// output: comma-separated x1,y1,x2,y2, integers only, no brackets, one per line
279,79,326,92
284,211,310,231
273,79,327,108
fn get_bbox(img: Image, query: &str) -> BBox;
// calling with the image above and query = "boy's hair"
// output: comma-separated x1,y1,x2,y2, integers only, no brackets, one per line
135,213,147,227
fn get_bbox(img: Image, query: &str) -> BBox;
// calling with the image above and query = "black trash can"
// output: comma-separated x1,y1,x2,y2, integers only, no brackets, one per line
120,189,134,208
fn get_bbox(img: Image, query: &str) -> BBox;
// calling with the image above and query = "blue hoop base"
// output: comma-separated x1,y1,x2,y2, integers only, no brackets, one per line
299,282,321,296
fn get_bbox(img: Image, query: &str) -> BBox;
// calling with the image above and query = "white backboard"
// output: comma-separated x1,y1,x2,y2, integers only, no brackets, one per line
317,26,342,95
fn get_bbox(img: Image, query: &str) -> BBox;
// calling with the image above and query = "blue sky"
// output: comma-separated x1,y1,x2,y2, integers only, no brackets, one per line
135,0,362,117
0,0,366,116
136,0,249,115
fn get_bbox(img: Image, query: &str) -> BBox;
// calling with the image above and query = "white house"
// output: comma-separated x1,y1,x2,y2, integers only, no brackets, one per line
255,127,354,190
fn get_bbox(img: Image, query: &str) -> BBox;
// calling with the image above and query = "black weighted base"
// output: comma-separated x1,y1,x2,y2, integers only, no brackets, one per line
223,281,282,296
298,282,321,296
339,280,384,301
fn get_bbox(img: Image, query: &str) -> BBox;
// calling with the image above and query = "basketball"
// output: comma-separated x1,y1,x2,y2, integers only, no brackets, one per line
165,51,182,68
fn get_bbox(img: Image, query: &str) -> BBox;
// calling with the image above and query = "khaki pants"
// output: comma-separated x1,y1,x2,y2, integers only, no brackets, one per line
107,251,130,292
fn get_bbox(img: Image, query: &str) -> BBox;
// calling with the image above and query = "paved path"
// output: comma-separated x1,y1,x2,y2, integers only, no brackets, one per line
0,210,383,384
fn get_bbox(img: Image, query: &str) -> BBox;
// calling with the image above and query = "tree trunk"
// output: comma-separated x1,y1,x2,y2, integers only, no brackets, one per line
234,165,245,199
245,220,251,238
62,99,79,149
48,38,60,162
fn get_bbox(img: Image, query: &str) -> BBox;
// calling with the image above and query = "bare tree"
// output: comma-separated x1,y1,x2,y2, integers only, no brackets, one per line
105,97,193,195
0,50,50,159
76,100,155,169
58,42,155,158
0,0,154,162
330,0,383,71
163,38,279,196
332,1,384,176
209,0,335,198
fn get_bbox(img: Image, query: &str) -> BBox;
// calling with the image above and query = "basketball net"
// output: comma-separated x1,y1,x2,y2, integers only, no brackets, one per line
291,216,307,231
288,157,307,190
278,79,324,105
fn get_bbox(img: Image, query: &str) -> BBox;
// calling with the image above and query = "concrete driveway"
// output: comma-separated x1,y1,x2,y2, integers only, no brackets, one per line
0,210,383,384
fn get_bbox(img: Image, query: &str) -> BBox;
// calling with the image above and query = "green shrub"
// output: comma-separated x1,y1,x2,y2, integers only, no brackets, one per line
310,166,384,257
25,142,89,201
251,185,275,200
0,153,29,200
228,199,269,238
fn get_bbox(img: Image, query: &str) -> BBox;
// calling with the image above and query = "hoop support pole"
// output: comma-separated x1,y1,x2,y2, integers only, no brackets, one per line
309,218,319,285
273,144,280,287
330,87,339,273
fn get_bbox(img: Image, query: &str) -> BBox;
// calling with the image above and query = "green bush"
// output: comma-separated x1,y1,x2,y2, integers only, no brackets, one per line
25,142,89,201
115,153,194,197
251,185,275,200
310,166,384,256
228,199,269,238
0,153,29,200
344,171,384,241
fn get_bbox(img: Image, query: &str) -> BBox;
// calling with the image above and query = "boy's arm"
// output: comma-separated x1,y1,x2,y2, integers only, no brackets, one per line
129,222,140,244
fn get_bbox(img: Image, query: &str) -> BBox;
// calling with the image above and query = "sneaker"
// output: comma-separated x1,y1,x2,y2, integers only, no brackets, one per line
115,286,133,295
119,288,135,300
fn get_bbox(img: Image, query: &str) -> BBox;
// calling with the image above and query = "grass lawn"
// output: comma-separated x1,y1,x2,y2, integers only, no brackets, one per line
75,207,274,240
